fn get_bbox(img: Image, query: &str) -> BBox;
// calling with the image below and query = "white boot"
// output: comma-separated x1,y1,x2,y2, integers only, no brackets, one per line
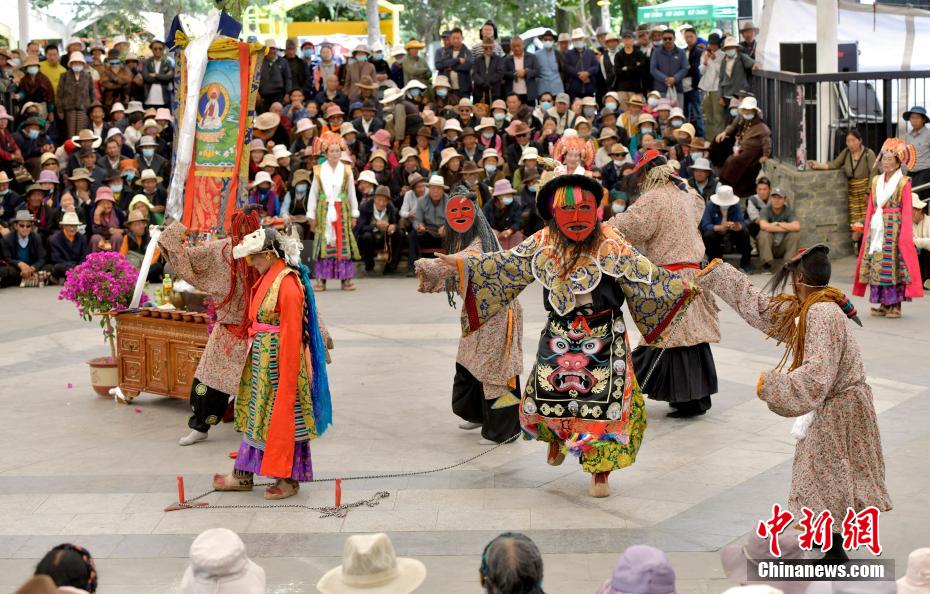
179,429,208,446
458,421,482,431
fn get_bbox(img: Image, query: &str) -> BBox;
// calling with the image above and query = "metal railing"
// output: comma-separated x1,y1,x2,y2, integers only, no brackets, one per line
750,69,930,165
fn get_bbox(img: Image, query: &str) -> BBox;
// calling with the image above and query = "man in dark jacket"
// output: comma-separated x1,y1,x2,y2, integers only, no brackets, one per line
1,210,49,287
258,40,293,110
597,32,621,101
355,185,402,274
502,120,542,173
48,211,90,280
352,100,384,150
682,27,705,137
649,29,688,95
471,38,506,104
562,29,599,99
283,39,309,100
502,36,538,104
141,39,174,109
614,32,649,101
434,28,474,99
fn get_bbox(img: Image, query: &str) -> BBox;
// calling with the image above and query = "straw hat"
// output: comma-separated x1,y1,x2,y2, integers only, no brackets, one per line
68,168,94,183
609,143,629,156
356,75,379,90
259,154,280,169
357,170,378,186
399,146,419,162
457,98,474,109
675,123,696,140
380,87,405,105
427,175,448,189
443,119,463,133
60,211,82,226
72,129,102,149
39,152,58,166
291,169,311,186
599,128,618,141
689,137,710,150
723,35,740,48
126,209,148,224
710,185,739,207
637,113,657,127
369,149,388,163
571,28,586,40
404,39,425,50
250,171,273,188
317,533,426,594
480,148,500,164
439,147,463,168
253,111,281,130
180,528,266,594
626,94,645,107
433,75,451,89
475,117,496,132
138,168,163,184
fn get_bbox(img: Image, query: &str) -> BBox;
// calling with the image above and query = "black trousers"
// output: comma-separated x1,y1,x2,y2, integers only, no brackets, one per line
703,228,752,269
918,249,930,283
408,229,443,266
911,168,930,201
451,363,521,443
188,377,232,433
358,229,403,272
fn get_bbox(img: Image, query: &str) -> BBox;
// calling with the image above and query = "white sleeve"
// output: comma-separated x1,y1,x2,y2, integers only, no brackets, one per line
347,170,359,218
307,175,320,220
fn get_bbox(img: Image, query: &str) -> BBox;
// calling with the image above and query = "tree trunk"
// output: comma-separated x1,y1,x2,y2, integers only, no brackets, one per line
555,6,571,34
620,0,638,31
588,0,602,30
367,0,380,47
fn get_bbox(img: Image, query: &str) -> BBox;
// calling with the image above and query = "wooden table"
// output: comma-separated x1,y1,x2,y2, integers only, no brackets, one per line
115,309,210,402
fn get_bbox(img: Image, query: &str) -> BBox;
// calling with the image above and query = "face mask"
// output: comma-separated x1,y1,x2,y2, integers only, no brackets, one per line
741,112,755,121
356,55,368,62
10,58,20,68
110,60,121,66
647,97,658,107
540,101,552,111
729,108,738,117
485,164,497,175
573,41,585,50
611,203,626,213
111,184,123,193
142,148,155,158
527,185,537,193
725,49,738,58
605,101,617,111
493,112,505,121
26,66,39,75
671,120,683,129
446,196,475,232
554,191,597,241
26,129,39,140
640,126,653,135
613,159,625,167
297,182,309,192
124,171,136,182
436,88,448,98
583,107,596,118
407,89,421,98
0,188,9,196
302,49,314,58
72,64,84,73
691,151,704,159
482,131,494,140
501,197,513,206
373,52,383,60
542,41,553,50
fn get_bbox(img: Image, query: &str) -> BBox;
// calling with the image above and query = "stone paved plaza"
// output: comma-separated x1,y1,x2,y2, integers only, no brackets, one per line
1,257,928,593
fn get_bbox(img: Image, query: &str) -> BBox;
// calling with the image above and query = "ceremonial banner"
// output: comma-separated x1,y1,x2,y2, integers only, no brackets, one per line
174,36,263,232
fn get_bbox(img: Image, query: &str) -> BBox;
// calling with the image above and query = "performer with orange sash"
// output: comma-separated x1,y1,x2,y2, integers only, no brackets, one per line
212,228,333,500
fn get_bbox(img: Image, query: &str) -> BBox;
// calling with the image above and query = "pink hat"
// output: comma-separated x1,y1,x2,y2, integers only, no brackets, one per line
155,108,173,121
370,129,392,147
249,138,268,152
492,179,515,197
37,170,59,184
0,105,12,121
295,118,315,133
95,186,116,203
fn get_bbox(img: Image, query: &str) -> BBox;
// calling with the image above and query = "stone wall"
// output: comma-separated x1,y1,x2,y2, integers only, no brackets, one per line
763,160,854,258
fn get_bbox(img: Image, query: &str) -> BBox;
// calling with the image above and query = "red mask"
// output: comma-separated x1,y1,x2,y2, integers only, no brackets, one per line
553,188,597,241
446,196,476,233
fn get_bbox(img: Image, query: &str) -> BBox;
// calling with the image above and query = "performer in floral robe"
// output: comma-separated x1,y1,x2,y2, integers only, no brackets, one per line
158,208,261,446
213,228,333,500
853,138,924,317
435,171,694,497
415,184,523,444
308,132,360,291
699,245,891,560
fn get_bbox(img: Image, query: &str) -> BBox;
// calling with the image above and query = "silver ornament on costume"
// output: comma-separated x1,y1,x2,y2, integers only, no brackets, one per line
613,359,626,374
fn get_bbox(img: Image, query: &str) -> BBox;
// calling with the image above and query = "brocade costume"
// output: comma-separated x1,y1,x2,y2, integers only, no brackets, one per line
452,224,693,473
308,161,360,280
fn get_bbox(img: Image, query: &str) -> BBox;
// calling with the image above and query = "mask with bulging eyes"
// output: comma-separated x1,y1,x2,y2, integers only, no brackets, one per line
233,228,274,259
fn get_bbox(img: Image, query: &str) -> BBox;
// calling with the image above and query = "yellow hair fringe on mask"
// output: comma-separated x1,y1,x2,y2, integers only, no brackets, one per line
765,287,849,372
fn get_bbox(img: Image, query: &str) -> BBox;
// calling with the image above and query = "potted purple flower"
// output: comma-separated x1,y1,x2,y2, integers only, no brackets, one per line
59,252,139,396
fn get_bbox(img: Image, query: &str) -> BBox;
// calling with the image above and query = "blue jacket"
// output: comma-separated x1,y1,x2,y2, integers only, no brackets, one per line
562,48,599,98
701,202,747,234
649,46,688,93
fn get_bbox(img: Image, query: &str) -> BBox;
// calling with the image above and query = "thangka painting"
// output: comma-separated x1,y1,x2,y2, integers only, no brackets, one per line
174,37,263,232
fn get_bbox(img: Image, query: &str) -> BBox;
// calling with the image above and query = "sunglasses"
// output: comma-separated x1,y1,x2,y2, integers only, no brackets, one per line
663,37,675,42
17,223,33,229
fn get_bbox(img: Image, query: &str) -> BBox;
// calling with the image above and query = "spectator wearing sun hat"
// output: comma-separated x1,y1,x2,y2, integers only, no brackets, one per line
719,36,757,102
595,545,676,594
248,171,279,217
318,533,425,594
57,51,96,138
180,528,266,594
135,134,168,182
343,44,376,100
483,179,523,249
47,210,90,281
1,210,50,287
89,185,125,252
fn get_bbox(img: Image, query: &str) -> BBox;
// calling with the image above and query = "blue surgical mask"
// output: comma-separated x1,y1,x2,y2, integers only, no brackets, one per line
26,66,39,75
110,60,121,66
542,41,553,50
527,185,537,193
26,129,39,140
356,55,368,62
482,131,494,140
671,120,683,128
0,188,9,196
493,112,505,121
725,49,738,58
436,88,448,98
124,171,136,181
501,196,513,205
485,164,497,175
142,148,155,158
729,108,738,117
540,101,552,111
741,112,755,121
611,203,626,213
691,151,704,159
71,64,84,73
605,101,618,111
583,107,596,118
373,52,383,60
647,97,658,107
111,184,123,193
573,41,585,50
640,126,653,135
302,49,314,59
407,89,421,98
296,182,309,192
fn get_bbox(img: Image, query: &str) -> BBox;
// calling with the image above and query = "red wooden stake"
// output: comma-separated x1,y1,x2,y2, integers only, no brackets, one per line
177,475,185,505
335,478,342,507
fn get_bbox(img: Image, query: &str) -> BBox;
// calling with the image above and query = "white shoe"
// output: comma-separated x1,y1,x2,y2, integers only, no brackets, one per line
458,421,482,431
179,430,208,446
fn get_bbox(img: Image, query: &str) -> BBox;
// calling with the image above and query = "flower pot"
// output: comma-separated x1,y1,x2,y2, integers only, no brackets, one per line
87,356,119,397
